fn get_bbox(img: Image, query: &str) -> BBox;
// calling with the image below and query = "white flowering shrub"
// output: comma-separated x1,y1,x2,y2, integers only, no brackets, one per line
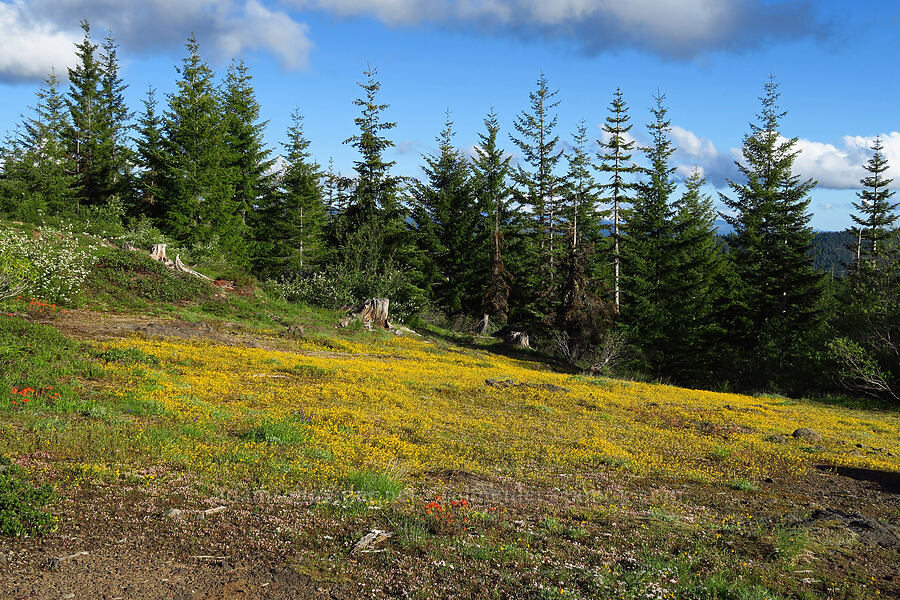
265,262,425,320
0,225,93,305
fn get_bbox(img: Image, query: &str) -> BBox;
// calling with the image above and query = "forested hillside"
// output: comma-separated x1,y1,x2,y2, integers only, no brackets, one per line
1,23,898,401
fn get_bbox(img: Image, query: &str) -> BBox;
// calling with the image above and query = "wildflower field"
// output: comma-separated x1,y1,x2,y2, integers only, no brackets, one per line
66,333,900,491
2,313,899,599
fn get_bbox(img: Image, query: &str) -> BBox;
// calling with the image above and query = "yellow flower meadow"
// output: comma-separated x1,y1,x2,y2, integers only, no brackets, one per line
99,334,900,488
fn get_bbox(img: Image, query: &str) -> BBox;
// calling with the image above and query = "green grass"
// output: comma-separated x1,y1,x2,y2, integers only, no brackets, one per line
0,315,102,400
0,457,58,537
343,470,404,502
81,249,214,307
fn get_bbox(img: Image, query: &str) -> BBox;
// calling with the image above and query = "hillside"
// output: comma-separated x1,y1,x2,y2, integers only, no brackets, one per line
1,254,898,599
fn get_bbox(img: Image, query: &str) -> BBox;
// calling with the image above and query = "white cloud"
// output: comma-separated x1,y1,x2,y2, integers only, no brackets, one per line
0,2,79,82
290,0,826,58
0,0,314,82
669,125,738,187
0,0,827,82
792,133,900,190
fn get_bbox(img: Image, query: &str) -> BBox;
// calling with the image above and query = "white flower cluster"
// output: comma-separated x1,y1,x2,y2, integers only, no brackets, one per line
0,224,94,305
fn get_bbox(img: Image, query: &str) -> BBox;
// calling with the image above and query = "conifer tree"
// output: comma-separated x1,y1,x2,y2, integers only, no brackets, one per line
472,109,512,329
254,109,325,277
510,72,563,289
65,20,102,212
412,111,478,314
8,70,78,218
668,169,728,384
222,58,274,235
550,121,610,357
850,137,897,264
97,30,133,204
133,87,165,219
720,76,824,389
596,88,639,311
340,65,409,268
159,36,239,256
563,121,602,255
620,93,679,375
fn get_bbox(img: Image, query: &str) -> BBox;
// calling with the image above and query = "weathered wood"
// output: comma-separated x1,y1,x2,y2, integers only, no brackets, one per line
339,298,391,330
503,331,530,349
360,298,390,329
150,244,167,262
148,242,210,281
174,255,212,280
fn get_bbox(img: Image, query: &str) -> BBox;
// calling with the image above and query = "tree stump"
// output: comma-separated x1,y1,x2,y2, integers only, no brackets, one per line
503,331,530,349
149,244,168,262
340,298,391,330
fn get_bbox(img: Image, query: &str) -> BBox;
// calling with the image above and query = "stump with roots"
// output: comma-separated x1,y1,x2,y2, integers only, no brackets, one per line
149,243,211,281
340,298,391,330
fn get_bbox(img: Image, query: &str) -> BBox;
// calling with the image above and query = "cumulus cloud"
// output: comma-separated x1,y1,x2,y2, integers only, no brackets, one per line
290,0,828,59
0,0,313,83
669,125,739,187
792,132,900,190
0,2,80,82
666,126,900,191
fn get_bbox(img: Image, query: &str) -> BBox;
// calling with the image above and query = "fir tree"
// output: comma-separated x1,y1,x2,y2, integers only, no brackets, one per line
850,137,897,265
254,109,325,277
65,20,102,212
562,121,602,255
340,65,409,269
222,58,275,239
668,169,728,385
9,70,78,218
472,109,512,329
510,72,563,286
412,111,478,314
596,88,639,311
620,93,679,375
720,76,824,389
159,36,239,256
96,30,133,205
548,122,611,357
133,86,165,219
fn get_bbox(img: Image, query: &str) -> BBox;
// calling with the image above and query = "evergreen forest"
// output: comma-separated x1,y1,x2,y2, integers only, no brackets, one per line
2,25,898,402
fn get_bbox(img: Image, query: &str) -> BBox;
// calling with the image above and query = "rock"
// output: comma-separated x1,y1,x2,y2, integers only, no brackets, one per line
0,552,6,565
792,428,821,442
350,529,393,555
809,508,900,548
485,378,517,389
202,506,227,517
165,508,185,520
766,434,789,444
850,450,864,457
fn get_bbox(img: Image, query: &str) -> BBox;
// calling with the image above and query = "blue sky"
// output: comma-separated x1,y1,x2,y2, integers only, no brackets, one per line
2,0,899,230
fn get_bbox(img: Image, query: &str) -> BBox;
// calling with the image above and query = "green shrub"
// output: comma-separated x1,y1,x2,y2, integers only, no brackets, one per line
267,261,425,319
0,459,58,537
84,249,212,304
0,224,92,304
